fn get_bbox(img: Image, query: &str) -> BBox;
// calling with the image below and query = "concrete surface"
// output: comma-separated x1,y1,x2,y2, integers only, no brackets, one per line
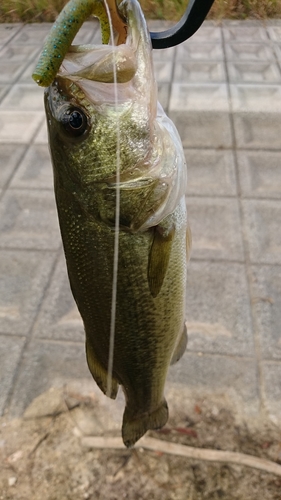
0,19,281,423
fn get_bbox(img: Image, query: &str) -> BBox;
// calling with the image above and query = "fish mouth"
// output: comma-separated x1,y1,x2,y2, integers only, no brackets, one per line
59,44,137,84
55,0,157,109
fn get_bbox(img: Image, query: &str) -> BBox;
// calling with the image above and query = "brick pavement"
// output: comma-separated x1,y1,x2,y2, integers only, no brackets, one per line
0,19,281,423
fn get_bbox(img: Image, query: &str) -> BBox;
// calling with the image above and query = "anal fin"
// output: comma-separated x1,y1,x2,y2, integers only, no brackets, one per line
122,399,169,448
85,339,118,399
170,323,188,365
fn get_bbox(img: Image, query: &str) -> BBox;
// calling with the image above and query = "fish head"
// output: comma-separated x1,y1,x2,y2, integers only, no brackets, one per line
44,0,158,188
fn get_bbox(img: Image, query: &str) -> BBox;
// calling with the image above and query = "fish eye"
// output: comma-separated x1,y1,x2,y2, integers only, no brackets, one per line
60,106,89,138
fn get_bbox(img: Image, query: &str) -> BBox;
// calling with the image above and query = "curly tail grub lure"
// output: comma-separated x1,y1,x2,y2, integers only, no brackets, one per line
32,0,127,87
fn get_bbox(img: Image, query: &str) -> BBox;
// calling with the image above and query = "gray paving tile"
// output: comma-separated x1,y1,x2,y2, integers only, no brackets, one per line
262,361,281,420
147,20,175,32
0,250,56,336
73,20,99,44
187,24,222,42
186,197,244,261
0,24,22,47
0,111,44,143
11,23,50,45
0,44,40,63
1,19,281,423
230,84,281,112
274,43,281,60
267,26,281,41
0,83,44,111
251,265,281,361
152,46,175,61
176,42,224,61
157,83,169,111
266,20,281,27
227,61,281,83
0,189,61,250
185,261,253,356
223,25,268,42
8,340,92,417
169,111,233,149
9,144,53,190
170,83,229,112
0,335,25,415
174,61,226,83
33,120,48,144
223,20,269,27
0,60,31,84
233,113,281,150
90,28,103,45
0,85,8,102
242,199,281,264
0,144,26,188
33,253,84,342
225,42,275,61
153,61,173,82
168,353,259,416
18,59,38,84
185,149,237,196
237,151,281,199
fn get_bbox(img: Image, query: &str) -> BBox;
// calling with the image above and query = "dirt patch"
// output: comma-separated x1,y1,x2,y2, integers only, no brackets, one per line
1,386,281,500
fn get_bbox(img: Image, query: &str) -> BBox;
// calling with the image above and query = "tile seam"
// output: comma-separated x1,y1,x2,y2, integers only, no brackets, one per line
181,352,256,361
3,249,61,415
221,24,265,414
0,24,24,50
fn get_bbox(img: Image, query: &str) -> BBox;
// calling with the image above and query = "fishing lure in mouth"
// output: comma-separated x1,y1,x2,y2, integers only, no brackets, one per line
33,0,191,447
32,0,127,87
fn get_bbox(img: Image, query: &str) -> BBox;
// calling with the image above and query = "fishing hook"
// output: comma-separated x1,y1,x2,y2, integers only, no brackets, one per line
32,0,127,87
150,0,216,49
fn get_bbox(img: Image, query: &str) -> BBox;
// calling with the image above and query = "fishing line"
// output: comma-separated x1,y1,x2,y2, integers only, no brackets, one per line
104,0,121,398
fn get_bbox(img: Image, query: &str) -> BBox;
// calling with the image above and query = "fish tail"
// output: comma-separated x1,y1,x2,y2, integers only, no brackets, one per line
122,400,169,448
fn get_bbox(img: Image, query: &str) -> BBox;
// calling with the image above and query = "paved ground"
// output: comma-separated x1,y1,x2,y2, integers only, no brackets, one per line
0,19,281,424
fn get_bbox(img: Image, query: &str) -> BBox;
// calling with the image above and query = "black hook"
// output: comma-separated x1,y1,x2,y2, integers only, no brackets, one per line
150,0,215,49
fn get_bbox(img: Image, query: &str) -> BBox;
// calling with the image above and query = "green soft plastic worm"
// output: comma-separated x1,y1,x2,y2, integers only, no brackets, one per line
32,0,126,87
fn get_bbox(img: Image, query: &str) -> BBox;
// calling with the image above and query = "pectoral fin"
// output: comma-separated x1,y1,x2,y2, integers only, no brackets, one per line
148,223,175,298
170,323,188,365
85,339,118,400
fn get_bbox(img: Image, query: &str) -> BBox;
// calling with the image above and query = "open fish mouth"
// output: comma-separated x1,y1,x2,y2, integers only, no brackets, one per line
57,44,137,105
55,0,157,110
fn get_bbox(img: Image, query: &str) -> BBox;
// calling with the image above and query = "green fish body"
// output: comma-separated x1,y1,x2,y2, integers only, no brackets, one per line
45,0,190,447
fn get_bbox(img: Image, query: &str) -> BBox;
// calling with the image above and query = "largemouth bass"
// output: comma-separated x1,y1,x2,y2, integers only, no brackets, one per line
43,0,191,447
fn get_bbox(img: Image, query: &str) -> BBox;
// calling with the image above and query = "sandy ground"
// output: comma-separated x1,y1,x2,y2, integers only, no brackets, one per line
1,385,281,500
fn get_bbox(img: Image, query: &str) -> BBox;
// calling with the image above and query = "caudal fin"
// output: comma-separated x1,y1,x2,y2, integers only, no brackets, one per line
122,400,169,448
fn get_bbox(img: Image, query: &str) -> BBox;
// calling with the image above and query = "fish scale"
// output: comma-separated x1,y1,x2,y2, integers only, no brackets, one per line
43,0,190,447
